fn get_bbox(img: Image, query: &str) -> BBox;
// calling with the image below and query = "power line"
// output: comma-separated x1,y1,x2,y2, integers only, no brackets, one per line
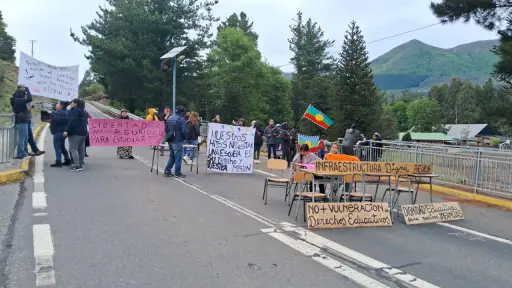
277,22,442,68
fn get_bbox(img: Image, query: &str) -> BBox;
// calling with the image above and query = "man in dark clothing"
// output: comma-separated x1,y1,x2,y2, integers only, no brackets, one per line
253,120,264,163
289,128,297,157
10,85,32,159
64,98,88,171
341,123,363,156
264,119,277,159
49,101,71,167
279,122,292,166
164,105,188,178
26,105,45,156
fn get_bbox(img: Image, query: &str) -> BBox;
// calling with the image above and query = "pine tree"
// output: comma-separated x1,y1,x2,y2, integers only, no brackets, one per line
0,10,16,63
217,12,258,46
330,21,380,138
288,11,334,127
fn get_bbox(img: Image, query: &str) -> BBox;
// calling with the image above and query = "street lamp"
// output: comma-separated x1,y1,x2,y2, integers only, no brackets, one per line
160,46,187,114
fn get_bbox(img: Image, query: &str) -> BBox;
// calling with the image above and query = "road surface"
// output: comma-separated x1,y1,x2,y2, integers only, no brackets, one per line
1,103,511,288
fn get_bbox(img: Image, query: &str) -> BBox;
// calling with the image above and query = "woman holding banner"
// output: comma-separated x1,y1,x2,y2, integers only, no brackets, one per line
117,109,134,159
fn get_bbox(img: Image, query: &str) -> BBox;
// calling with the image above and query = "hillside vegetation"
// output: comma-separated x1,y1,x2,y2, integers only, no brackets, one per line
0,58,17,113
370,39,499,90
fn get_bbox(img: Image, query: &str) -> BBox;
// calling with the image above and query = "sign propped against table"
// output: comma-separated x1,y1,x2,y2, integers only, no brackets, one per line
206,123,255,173
401,202,464,225
314,161,432,175
17,52,79,101
89,119,164,146
306,202,392,229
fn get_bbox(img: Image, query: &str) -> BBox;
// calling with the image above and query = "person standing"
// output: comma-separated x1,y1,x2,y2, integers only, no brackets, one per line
253,120,264,164
212,114,220,123
10,85,32,159
64,98,88,171
264,119,277,159
341,123,363,156
26,104,45,156
183,112,200,165
49,101,71,167
279,122,292,166
159,106,171,156
117,109,134,159
163,105,188,178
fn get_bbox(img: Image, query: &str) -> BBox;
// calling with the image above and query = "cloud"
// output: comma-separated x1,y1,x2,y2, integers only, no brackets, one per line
1,0,498,80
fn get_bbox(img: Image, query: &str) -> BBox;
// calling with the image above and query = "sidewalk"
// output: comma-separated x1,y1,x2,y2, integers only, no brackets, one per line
0,124,45,184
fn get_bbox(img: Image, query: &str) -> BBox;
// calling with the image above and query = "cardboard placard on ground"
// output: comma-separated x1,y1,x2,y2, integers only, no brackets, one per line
306,202,392,229
314,161,433,176
401,202,464,225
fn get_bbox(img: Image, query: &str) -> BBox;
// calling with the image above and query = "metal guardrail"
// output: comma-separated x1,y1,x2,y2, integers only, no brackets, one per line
352,141,512,198
0,114,16,164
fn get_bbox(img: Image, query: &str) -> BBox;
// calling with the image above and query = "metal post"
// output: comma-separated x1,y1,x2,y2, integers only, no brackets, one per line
172,57,177,113
473,149,482,193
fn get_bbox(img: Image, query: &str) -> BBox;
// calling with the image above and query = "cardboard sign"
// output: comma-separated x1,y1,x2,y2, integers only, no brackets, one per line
314,161,432,175
401,202,464,225
18,52,79,101
89,119,164,146
206,123,255,173
306,202,392,229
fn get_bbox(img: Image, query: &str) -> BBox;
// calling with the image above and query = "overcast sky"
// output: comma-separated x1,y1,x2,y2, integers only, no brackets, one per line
1,0,497,80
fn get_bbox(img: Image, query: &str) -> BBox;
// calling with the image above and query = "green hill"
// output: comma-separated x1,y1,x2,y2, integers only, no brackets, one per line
371,39,500,91
0,59,18,113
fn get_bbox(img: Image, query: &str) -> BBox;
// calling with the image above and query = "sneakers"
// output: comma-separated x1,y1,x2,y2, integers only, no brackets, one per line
254,159,261,164
70,166,83,172
50,161,62,168
128,156,134,159
174,173,186,178
163,171,174,177
62,159,72,166
35,151,45,156
183,156,192,165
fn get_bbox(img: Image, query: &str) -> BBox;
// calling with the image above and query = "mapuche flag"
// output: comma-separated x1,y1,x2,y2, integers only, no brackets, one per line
302,104,333,129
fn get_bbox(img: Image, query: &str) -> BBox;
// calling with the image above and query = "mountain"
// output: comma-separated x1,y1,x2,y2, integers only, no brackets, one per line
370,39,500,91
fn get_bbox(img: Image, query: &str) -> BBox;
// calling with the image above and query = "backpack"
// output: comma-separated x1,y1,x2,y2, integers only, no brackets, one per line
165,116,180,142
318,139,325,151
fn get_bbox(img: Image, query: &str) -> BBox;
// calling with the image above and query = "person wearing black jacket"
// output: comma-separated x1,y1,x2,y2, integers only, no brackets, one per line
253,120,264,164
10,85,32,159
49,101,71,167
279,122,292,166
64,98,88,171
183,111,200,165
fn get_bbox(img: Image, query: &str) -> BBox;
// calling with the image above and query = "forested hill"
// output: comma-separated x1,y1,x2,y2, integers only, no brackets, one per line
281,39,500,91
370,39,499,91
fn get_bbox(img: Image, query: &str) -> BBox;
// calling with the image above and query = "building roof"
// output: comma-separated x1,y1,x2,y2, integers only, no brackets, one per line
444,124,488,140
399,132,454,141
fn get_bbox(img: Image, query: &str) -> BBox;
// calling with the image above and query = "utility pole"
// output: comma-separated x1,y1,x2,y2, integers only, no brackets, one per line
28,40,37,57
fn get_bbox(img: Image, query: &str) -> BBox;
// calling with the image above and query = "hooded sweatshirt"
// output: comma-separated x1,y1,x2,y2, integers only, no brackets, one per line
146,108,158,121
11,88,32,124
342,128,363,148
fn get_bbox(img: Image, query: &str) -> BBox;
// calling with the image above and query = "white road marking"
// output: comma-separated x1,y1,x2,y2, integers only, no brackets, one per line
262,227,390,288
33,224,55,286
32,192,47,209
31,125,56,286
278,222,439,288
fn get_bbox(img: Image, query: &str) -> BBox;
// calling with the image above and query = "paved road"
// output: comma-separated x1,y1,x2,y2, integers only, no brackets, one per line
2,103,511,288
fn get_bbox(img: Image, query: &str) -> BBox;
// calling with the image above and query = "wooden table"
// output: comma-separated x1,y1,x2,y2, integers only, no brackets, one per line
407,173,439,204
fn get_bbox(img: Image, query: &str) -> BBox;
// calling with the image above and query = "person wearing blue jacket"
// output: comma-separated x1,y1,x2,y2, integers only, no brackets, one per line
163,105,188,178
64,98,88,171
49,101,71,167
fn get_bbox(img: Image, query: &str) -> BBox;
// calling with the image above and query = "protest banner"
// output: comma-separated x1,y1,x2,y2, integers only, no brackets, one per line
89,119,164,146
17,52,79,101
401,202,464,225
206,123,255,173
315,160,433,175
306,202,392,229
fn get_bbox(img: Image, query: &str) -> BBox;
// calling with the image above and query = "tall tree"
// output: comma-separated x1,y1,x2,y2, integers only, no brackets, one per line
217,12,258,46
406,98,443,132
329,21,381,138
79,69,96,90
0,10,16,63
261,64,292,124
71,0,218,112
288,11,334,127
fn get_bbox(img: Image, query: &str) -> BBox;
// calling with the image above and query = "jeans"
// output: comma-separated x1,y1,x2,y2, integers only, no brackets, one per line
254,144,262,160
53,132,69,162
68,135,86,167
267,144,277,159
185,140,198,159
165,142,183,175
15,123,28,158
27,121,40,153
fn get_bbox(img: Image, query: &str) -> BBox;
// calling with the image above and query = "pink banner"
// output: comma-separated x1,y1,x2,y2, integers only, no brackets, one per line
89,119,164,146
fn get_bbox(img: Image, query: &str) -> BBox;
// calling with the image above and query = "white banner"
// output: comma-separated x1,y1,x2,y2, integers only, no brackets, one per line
206,123,255,173
17,52,79,101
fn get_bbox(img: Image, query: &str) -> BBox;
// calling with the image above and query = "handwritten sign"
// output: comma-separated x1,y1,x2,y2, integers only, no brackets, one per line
89,119,164,146
401,202,464,225
206,123,255,173
306,202,392,229
17,52,79,101
314,161,432,175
